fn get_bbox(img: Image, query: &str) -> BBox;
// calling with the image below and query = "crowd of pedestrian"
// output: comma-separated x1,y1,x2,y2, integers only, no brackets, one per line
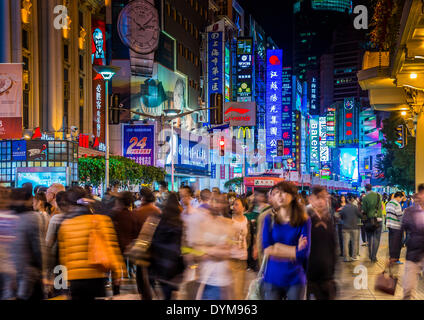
0,180,424,300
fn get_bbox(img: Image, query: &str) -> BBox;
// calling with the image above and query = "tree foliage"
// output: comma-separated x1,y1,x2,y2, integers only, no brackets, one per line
376,112,415,193
78,155,165,187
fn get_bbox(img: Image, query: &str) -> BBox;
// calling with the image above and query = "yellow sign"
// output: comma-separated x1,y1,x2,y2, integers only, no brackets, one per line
237,127,251,139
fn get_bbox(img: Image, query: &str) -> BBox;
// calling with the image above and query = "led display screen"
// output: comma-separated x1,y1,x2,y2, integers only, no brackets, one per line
340,148,359,181
16,167,68,193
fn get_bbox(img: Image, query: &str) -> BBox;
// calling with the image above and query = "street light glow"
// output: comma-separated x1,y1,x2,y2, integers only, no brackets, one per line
410,73,418,79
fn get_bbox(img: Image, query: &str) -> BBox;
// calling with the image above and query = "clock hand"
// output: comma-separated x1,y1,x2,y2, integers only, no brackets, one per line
142,15,154,28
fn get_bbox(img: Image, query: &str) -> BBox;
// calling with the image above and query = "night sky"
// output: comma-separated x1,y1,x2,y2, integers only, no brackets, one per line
242,0,294,65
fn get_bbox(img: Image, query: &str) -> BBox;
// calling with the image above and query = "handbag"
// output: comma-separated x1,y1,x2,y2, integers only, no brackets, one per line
246,254,268,300
125,214,160,266
375,266,398,295
88,216,113,272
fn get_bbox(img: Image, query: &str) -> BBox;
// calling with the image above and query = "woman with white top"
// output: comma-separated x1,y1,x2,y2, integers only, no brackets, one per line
229,198,250,300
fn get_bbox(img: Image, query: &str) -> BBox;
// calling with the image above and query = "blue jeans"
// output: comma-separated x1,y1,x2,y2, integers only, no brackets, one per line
262,281,306,300
366,222,383,261
202,285,222,300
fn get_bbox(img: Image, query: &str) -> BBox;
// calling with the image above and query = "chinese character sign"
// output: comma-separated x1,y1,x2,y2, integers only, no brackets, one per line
92,70,105,144
282,67,293,159
266,49,283,162
123,125,155,166
208,32,224,123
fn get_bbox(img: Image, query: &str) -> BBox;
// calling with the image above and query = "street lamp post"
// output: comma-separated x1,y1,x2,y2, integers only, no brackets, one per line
92,65,120,195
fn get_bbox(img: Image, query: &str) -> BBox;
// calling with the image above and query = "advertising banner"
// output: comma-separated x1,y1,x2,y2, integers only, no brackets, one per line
0,63,23,139
26,140,48,161
177,136,208,170
224,102,256,126
12,140,27,161
236,38,253,101
266,49,283,162
122,125,155,166
208,31,224,123
92,19,106,66
338,97,359,147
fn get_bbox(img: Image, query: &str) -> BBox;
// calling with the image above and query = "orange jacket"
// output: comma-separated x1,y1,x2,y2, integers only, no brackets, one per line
58,208,125,281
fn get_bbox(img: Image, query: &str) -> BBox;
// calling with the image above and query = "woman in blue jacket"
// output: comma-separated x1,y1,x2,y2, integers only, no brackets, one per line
262,181,311,300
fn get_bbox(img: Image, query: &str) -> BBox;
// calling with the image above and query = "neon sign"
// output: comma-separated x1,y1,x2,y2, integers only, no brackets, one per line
266,49,283,162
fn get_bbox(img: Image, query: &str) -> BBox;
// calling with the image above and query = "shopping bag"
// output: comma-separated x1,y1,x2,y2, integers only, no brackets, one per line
375,271,398,295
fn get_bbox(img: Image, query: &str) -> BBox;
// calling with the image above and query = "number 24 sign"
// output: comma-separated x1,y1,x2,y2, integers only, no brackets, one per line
123,125,155,165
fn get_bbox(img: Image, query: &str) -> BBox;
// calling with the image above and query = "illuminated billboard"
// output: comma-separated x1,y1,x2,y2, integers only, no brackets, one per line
16,167,69,192
207,31,224,123
340,148,359,181
326,107,336,147
236,38,253,101
309,116,319,172
282,67,293,159
338,97,359,147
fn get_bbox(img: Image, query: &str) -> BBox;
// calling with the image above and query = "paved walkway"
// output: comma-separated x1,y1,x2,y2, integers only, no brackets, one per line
104,231,424,300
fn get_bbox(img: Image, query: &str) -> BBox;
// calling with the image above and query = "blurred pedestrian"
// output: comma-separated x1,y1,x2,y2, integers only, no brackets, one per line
150,192,185,300
45,183,66,216
229,198,250,300
132,187,161,299
261,181,311,300
338,195,362,262
306,186,337,300
0,187,18,300
45,191,70,298
58,187,125,300
386,191,404,265
110,191,137,294
10,188,44,300
362,184,383,263
156,181,170,209
402,184,424,300
189,193,234,300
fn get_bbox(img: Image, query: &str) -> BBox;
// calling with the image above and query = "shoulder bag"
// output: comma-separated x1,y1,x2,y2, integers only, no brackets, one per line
364,194,381,233
125,214,161,266
246,254,268,300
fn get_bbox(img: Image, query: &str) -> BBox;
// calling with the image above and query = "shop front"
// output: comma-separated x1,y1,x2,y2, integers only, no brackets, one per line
0,139,78,189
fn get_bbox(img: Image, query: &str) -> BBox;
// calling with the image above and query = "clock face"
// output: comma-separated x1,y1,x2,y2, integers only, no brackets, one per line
0,75,13,95
118,0,160,54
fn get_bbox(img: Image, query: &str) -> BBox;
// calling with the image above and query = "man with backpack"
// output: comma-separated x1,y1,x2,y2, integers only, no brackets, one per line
361,184,383,263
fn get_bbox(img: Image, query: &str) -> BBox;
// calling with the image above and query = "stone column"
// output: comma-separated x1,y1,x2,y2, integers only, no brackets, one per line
416,111,424,192
0,0,11,62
